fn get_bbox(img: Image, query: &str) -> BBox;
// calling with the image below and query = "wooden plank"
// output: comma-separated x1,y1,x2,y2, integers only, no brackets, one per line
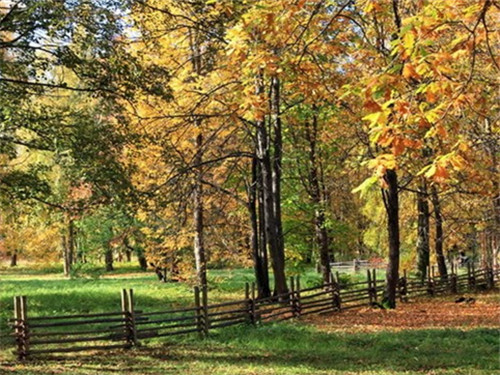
207,308,248,317
300,299,333,311
342,294,369,303
210,318,247,329
209,313,247,324
135,314,194,326
136,321,199,334
29,317,124,328
27,311,123,321
300,289,332,300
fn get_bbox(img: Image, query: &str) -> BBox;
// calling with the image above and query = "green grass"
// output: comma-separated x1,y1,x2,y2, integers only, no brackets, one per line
1,324,498,374
1,263,498,374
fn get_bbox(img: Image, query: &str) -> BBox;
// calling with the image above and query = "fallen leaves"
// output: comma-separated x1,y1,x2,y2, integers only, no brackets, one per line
305,292,500,334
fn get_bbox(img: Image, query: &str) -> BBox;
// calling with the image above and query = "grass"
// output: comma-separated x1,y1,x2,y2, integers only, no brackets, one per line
1,324,498,374
1,263,498,374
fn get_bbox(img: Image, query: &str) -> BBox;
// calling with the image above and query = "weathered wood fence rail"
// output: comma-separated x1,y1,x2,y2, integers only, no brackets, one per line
9,265,498,360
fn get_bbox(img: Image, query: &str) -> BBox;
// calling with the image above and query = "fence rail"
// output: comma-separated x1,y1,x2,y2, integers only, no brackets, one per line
9,265,498,360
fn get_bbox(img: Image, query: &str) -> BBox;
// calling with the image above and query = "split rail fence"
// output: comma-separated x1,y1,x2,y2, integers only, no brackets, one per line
9,264,498,360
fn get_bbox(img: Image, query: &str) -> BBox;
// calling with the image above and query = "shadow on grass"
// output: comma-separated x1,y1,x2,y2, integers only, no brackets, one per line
3,324,497,374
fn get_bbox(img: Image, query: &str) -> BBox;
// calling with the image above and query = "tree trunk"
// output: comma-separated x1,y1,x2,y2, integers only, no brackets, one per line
249,158,271,298
138,253,148,270
255,72,287,296
305,111,331,284
416,179,430,282
189,26,207,287
430,185,447,279
270,76,287,293
105,246,114,271
10,250,17,267
193,128,207,286
63,217,75,277
382,169,399,308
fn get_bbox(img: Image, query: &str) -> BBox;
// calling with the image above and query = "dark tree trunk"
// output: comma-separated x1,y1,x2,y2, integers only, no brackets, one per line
10,250,17,267
430,185,447,279
255,72,287,296
382,169,400,309
125,249,132,262
249,158,271,298
416,179,430,282
305,111,331,284
257,163,271,296
138,253,148,270
105,246,114,271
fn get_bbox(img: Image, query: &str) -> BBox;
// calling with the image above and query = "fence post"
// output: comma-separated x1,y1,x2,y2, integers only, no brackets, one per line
353,259,360,272
121,289,132,348
250,282,258,324
372,269,378,302
295,276,302,317
194,286,203,336
20,296,29,359
127,289,138,347
450,262,458,293
427,266,434,295
202,285,209,337
14,296,27,360
486,267,495,289
289,277,296,318
467,263,474,290
471,262,477,290
245,282,254,324
333,273,342,311
367,270,373,304
399,269,408,302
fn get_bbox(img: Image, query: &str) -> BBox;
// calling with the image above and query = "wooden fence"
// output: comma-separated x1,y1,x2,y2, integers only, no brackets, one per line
9,265,498,360
330,259,387,272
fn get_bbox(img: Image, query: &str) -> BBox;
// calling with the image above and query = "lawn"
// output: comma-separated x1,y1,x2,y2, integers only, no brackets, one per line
1,264,498,374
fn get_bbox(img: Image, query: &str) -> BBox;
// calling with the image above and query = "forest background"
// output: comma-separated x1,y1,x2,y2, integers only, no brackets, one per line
0,0,498,308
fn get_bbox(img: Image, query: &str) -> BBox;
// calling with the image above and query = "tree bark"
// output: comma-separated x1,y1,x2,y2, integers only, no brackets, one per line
193,128,207,286
305,111,331,284
430,185,447,279
10,250,17,267
416,178,430,282
255,72,287,296
249,158,271,298
138,253,148,271
63,217,75,277
189,26,207,286
270,75,286,289
105,247,114,271
382,169,399,308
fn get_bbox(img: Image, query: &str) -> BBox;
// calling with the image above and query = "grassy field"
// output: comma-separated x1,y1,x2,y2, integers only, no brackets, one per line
1,263,498,374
